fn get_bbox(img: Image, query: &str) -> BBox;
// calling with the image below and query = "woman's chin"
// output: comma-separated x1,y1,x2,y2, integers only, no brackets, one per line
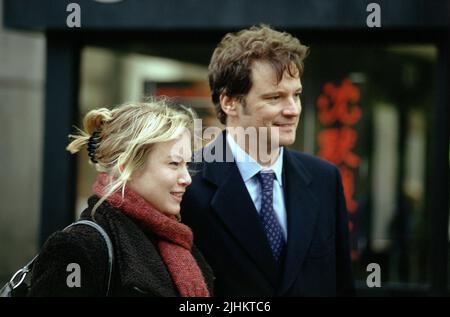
162,205,181,217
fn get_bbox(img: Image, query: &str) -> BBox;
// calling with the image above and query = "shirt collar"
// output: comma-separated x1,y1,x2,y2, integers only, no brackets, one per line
226,131,284,185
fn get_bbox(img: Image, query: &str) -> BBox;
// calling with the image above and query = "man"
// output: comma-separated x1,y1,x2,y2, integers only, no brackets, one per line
181,25,354,296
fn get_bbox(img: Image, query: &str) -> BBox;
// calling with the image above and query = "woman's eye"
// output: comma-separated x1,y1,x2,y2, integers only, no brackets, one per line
170,162,180,167
295,93,302,98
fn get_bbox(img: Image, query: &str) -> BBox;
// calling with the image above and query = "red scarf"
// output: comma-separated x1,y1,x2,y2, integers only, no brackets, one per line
93,173,210,297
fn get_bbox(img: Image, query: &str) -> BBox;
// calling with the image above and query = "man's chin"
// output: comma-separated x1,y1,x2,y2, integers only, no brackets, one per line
280,137,296,147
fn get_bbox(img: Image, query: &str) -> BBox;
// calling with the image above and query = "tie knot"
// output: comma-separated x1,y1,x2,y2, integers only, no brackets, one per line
258,170,275,192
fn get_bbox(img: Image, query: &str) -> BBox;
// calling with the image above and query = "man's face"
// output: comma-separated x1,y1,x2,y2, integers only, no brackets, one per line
230,60,302,148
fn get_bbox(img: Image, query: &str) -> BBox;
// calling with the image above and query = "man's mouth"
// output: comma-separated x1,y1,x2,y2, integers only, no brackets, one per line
273,123,296,128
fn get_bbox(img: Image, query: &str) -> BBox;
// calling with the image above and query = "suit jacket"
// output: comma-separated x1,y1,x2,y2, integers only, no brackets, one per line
29,196,214,297
181,131,354,296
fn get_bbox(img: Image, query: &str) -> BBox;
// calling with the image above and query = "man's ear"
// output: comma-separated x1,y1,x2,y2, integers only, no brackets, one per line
219,94,238,118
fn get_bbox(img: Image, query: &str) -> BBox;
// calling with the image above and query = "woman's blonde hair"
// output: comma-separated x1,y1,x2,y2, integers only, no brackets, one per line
67,97,196,213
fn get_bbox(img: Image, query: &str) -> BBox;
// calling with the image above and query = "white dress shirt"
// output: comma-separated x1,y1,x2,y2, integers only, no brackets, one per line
226,132,288,240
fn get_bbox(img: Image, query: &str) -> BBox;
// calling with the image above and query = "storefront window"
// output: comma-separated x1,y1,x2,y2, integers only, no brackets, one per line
303,44,436,291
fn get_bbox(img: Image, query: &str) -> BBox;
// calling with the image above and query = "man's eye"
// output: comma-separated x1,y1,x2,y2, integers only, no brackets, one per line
268,95,280,100
295,93,302,98
170,162,180,166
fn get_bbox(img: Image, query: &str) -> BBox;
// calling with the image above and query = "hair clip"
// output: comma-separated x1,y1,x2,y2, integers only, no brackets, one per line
87,131,101,163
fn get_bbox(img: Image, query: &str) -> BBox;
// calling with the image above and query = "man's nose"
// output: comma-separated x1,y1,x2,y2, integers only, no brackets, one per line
283,97,301,116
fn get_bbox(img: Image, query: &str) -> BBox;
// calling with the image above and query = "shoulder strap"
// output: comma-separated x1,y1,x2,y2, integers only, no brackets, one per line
0,254,39,297
65,220,114,296
1,220,114,297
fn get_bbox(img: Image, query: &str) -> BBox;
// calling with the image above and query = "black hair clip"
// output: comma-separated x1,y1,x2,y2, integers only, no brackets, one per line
87,131,101,163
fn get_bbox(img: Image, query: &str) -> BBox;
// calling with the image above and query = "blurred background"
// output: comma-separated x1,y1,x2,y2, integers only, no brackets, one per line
0,0,448,296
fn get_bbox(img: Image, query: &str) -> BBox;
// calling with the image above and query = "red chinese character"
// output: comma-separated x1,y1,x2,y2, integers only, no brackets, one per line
316,79,362,262
339,166,358,214
317,127,360,168
316,79,362,125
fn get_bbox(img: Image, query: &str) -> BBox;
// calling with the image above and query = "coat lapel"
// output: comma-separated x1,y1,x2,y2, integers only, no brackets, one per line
277,150,320,295
202,131,279,286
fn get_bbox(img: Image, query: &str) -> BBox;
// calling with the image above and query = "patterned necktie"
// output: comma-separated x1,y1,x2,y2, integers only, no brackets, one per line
257,171,286,263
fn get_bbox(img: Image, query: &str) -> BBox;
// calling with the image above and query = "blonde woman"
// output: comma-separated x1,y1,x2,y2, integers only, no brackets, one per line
28,99,213,297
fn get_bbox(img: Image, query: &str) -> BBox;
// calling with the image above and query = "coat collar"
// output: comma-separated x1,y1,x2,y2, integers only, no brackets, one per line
200,131,279,284
278,149,319,295
200,131,319,291
82,197,178,296
225,131,284,185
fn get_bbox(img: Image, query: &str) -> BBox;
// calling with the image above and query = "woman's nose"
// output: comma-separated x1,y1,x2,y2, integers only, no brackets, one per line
179,167,192,186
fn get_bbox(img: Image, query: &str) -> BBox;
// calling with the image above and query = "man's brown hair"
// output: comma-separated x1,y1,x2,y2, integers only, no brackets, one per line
208,24,309,124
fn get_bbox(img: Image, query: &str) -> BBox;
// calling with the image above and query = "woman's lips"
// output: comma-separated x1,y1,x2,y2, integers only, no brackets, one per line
170,192,184,202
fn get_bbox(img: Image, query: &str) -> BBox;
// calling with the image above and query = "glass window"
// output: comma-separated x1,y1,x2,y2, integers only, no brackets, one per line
302,43,437,293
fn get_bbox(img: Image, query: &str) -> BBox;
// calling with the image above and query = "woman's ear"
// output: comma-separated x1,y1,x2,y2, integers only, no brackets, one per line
219,94,238,118
119,164,131,180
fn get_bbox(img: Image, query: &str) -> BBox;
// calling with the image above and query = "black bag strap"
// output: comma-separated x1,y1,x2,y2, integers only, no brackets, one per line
0,220,114,297
65,220,114,296
0,254,39,297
